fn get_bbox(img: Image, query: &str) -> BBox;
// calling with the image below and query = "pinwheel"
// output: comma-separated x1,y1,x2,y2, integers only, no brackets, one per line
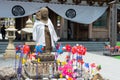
67,77,74,80
96,65,101,71
29,53,36,60
84,63,89,69
90,63,96,68
76,45,87,55
15,45,23,55
76,55,82,61
71,46,77,54
65,44,72,52
56,45,64,54
23,44,30,54
56,43,61,50
58,61,74,78
35,44,44,55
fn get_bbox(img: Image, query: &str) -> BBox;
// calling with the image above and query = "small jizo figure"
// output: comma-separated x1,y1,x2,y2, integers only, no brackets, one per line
91,65,103,80
91,73,103,80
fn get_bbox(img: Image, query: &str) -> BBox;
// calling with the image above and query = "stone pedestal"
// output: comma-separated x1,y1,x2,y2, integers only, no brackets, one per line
23,54,57,79
4,50,16,58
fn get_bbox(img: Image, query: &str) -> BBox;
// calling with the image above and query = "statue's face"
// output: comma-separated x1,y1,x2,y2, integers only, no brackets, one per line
41,8,48,19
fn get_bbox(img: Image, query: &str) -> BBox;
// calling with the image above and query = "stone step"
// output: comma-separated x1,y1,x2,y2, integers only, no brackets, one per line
0,41,106,54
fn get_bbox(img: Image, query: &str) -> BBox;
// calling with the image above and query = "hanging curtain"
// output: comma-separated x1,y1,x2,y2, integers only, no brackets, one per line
0,1,47,18
0,1,108,24
48,3,108,24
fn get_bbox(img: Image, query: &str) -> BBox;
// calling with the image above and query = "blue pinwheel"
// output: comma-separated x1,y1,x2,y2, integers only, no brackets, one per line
35,45,44,55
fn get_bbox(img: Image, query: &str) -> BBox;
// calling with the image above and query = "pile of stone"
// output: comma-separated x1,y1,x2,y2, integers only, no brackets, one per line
0,67,17,80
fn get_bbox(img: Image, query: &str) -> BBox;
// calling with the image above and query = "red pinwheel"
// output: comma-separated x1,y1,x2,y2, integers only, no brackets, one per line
78,59,84,65
16,45,19,51
23,45,30,54
65,44,72,52
76,45,86,55
66,55,70,59
15,45,23,53
71,46,77,54
16,45,20,53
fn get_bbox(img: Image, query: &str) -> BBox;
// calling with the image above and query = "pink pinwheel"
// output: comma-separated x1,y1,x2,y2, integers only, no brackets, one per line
29,53,36,60
58,61,74,77
90,63,96,68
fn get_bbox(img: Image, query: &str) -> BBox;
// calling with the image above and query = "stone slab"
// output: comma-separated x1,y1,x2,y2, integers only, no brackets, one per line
103,52,120,56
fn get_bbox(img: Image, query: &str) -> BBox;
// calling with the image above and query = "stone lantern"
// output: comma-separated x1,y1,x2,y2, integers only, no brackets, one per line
21,17,33,41
4,23,17,58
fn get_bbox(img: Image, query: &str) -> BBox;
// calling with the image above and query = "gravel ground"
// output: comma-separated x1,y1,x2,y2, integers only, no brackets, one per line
0,52,120,80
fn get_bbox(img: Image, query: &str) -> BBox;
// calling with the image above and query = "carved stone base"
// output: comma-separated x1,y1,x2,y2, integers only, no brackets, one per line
23,53,57,79
24,61,56,79
3,49,16,59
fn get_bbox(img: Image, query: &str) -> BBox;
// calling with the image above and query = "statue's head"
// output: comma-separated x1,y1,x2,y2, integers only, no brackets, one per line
40,7,48,20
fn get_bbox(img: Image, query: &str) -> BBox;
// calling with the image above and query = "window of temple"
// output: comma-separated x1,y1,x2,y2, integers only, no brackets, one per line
93,12,107,28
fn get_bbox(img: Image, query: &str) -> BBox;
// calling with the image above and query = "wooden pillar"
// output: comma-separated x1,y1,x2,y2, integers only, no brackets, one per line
63,19,68,40
89,23,93,39
110,2,117,47
107,7,111,40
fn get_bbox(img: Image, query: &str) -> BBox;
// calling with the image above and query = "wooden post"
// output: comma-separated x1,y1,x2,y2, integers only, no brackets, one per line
110,1,117,48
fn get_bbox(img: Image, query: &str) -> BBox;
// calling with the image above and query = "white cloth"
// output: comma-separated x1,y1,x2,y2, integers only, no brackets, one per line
0,1,107,24
32,19,59,47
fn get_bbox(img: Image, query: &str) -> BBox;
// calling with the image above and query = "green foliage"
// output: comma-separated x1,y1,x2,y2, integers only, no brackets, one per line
116,42,120,46
114,56,120,59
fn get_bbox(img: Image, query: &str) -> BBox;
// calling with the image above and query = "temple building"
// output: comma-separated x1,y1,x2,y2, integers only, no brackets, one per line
0,0,119,43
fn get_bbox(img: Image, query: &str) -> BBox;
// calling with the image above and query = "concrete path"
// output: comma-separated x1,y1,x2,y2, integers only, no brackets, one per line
0,52,120,80
56,52,120,80
84,52,120,80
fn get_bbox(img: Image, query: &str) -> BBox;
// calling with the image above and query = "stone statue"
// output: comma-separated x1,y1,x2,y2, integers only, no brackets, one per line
33,7,59,54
